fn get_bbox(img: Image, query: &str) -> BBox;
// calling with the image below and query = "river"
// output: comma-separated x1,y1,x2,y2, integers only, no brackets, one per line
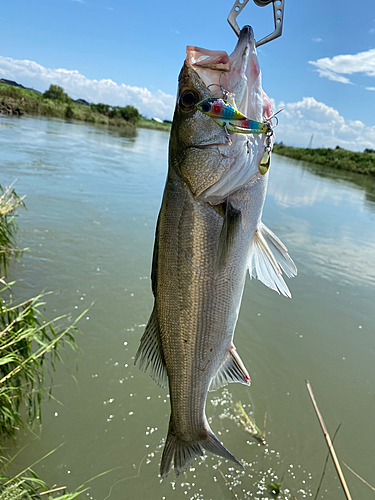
1,114,375,499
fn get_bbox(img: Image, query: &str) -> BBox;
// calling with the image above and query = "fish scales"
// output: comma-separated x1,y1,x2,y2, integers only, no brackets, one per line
135,26,296,479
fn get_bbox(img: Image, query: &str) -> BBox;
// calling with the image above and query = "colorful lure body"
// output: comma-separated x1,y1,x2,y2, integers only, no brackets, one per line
196,98,268,134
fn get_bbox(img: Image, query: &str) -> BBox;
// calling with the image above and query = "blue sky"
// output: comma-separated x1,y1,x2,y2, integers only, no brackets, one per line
1,0,374,149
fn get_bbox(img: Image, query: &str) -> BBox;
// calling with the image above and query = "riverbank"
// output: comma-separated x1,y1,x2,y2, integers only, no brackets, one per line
0,82,172,133
0,82,138,134
273,143,375,175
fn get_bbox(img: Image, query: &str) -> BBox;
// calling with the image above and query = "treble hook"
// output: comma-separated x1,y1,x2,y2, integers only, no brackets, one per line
264,107,284,128
227,0,284,47
207,73,231,102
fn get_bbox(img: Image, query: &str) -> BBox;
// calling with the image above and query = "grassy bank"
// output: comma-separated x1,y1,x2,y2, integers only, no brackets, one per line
0,185,84,498
0,83,136,134
273,143,375,175
138,117,172,132
0,82,173,134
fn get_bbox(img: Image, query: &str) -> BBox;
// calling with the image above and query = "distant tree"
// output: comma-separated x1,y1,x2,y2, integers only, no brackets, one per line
108,106,120,119
118,105,140,123
364,148,375,154
43,84,71,102
93,102,111,114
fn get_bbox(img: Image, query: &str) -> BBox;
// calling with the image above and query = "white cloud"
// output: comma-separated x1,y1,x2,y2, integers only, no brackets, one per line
275,97,375,150
0,56,175,120
309,47,375,84
312,37,323,43
312,69,353,85
366,86,375,91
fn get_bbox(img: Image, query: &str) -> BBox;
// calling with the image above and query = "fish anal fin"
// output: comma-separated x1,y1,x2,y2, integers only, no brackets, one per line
209,346,251,392
134,307,167,388
248,224,295,298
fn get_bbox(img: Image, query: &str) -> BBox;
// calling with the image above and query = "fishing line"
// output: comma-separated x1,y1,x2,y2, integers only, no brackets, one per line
102,453,149,500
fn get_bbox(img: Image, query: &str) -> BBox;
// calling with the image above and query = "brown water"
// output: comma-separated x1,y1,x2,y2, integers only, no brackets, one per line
1,114,375,499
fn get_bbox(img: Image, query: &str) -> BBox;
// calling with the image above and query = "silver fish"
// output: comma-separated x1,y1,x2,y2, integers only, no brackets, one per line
135,26,296,479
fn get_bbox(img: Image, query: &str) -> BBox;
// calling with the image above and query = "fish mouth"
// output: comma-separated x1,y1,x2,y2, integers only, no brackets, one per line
186,26,255,116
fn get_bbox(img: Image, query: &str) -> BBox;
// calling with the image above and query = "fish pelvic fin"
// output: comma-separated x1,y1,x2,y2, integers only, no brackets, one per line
134,307,168,388
209,345,251,391
160,419,243,479
248,222,297,298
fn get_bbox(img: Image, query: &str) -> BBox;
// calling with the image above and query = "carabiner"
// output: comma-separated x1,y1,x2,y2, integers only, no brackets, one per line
227,0,284,47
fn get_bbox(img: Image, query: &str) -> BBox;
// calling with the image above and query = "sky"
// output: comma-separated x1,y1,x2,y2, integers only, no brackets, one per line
1,0,374,150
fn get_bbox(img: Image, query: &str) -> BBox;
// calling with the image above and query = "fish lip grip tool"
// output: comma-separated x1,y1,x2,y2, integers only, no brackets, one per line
227,0,284,47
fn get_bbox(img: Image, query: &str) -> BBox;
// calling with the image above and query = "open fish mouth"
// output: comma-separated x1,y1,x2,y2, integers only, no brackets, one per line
186,26,255,117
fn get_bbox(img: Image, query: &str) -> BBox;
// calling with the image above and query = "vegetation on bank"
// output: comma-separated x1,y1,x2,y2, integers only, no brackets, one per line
273,143,375,175
0,81,172,133
0,83,138,134
0,184,83,498
138,117,172,132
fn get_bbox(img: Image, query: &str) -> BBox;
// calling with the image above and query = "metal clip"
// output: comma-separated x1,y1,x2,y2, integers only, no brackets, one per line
227,0,284,47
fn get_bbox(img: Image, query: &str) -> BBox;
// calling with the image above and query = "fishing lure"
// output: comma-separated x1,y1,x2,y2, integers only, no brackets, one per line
196,98,268,134
196,97,279,175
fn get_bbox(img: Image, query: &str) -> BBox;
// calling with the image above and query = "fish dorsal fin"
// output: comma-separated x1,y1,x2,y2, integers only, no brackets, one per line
134,307,167,388
209,346,251,392
248,223,296,298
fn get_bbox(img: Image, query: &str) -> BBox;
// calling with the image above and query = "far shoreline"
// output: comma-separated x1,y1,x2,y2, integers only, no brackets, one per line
1,81,374,175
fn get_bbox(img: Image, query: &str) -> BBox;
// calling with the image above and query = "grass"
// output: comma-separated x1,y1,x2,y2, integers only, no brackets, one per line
234,401,266,445
0,83,136,135
0,183,81,442
138,117,172,132
273,143,375,175
0,285,80,441
0,82,172,134
0,185,84,497
0,446,114,500
0,185,25,276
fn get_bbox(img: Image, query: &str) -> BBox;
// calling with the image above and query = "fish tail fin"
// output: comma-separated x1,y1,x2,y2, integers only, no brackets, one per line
248,222,297,298
202,428,244,469
160,419,204,479
160,420,243,479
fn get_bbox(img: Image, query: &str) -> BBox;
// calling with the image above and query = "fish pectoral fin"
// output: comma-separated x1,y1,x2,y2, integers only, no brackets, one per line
215,201,242,274
134,307,167,388
248,223,296,298
209,346,251,392
260,222,297,278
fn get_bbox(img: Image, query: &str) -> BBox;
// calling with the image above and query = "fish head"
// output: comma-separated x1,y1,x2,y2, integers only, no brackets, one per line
169,26,273,203
170,63,228,150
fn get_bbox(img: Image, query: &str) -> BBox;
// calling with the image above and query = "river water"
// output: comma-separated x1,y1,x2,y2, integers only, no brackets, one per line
1,114,375,500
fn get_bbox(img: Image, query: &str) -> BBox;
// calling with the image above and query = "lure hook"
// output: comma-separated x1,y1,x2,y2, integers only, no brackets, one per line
227,0,284,47
264,107,283,128
207,73,231,102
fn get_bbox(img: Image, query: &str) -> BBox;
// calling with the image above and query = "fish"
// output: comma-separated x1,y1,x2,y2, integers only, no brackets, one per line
135,25,296,479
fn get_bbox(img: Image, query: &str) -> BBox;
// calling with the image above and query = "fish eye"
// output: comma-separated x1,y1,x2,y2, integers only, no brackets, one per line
201,102,211,113
179,89,200,111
